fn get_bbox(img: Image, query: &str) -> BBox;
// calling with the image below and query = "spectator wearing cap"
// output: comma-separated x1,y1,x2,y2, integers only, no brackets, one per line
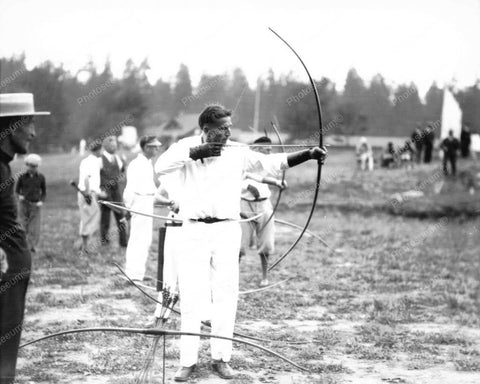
124,136,163,281
77,141,104,253
15,154,46,253
0,93,49,383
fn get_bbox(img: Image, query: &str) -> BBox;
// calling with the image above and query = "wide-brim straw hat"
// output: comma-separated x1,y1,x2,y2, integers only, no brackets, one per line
0,93,50,117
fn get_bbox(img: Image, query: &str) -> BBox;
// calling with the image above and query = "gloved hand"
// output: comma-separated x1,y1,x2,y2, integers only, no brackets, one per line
189,143,223,161
247,184,261,200
310,146,328,164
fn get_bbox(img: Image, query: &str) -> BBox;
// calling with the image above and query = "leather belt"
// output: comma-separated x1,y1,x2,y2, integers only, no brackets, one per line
166,222,182,227
190,217,228,224
242,198,267,202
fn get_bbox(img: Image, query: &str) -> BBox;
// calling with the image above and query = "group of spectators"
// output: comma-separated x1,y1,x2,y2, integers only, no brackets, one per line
377,123,473,176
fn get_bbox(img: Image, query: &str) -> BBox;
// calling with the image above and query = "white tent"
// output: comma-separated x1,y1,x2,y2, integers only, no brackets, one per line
441,88,462,139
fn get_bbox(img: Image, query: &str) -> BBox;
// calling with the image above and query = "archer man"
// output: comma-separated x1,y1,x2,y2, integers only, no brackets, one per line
155,104,327,381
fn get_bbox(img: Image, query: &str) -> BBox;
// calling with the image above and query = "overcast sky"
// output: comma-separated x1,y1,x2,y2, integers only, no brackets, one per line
1,0,479,95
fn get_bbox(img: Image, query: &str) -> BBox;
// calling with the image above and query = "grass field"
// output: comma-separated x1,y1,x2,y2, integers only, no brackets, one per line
10,149,480,383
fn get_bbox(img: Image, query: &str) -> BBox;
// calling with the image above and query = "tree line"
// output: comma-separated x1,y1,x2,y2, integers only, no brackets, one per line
1,54,479,152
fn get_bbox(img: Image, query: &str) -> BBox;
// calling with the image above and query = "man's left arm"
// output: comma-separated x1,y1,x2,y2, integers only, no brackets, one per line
245,147,327,176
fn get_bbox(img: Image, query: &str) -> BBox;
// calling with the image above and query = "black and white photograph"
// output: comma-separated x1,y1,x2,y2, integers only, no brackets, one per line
1,0,480,383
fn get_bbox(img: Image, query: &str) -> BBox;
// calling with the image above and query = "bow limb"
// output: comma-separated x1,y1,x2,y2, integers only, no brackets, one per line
20,327,308,372
114,263,273,344
268,28,324,272
239,277,291,294
274,218,336,252
259,119,286,233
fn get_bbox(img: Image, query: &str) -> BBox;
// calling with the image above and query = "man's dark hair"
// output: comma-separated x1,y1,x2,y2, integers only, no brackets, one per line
198,104,232,130
0,116,32,137
139,135,159,150
253,136,272,144
88,140,102,152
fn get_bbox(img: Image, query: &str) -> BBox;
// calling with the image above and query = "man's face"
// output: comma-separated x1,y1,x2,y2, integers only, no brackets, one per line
92,149,103,157
203,116,232,145
104,138,117,154
9,116,35,154
143,144,161,159
26,163,38,174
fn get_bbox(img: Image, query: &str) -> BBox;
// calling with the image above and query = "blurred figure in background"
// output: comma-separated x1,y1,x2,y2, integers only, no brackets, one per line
380,142,396,168
356,137,374,171
411,124,423,164
16,154,46,253
398,140,415,169
100,136,128,247
0,93,49,383
77,141,104,254
460,124,471,159
124,136,162,281
441,130,460,176
423,123,435,163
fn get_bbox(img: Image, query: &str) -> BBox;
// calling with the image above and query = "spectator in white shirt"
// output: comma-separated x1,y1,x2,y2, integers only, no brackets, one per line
124,136,162,281
77,141,104,253
155,104,327,382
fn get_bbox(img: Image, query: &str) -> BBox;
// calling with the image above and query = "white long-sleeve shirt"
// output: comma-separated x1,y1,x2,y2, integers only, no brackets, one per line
154,135,288,220
123,153,156,207
78,154,101,193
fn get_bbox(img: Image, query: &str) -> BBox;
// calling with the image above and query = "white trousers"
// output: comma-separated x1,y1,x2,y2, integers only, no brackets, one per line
359,152,374,171
125,195,154,280
78,192,100,237
163,223,182,290
177,221,241,367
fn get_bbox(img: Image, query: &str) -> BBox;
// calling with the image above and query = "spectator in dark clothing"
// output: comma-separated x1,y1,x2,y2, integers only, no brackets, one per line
100,136,128,247
411,125,423,163
381,142,396,168
423,123,435,163
460,125,471,158
15,154,46,253
0,93,49,384
441,130,460,176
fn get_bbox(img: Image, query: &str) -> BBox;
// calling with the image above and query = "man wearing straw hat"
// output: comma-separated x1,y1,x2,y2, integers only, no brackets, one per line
0,93,49,383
